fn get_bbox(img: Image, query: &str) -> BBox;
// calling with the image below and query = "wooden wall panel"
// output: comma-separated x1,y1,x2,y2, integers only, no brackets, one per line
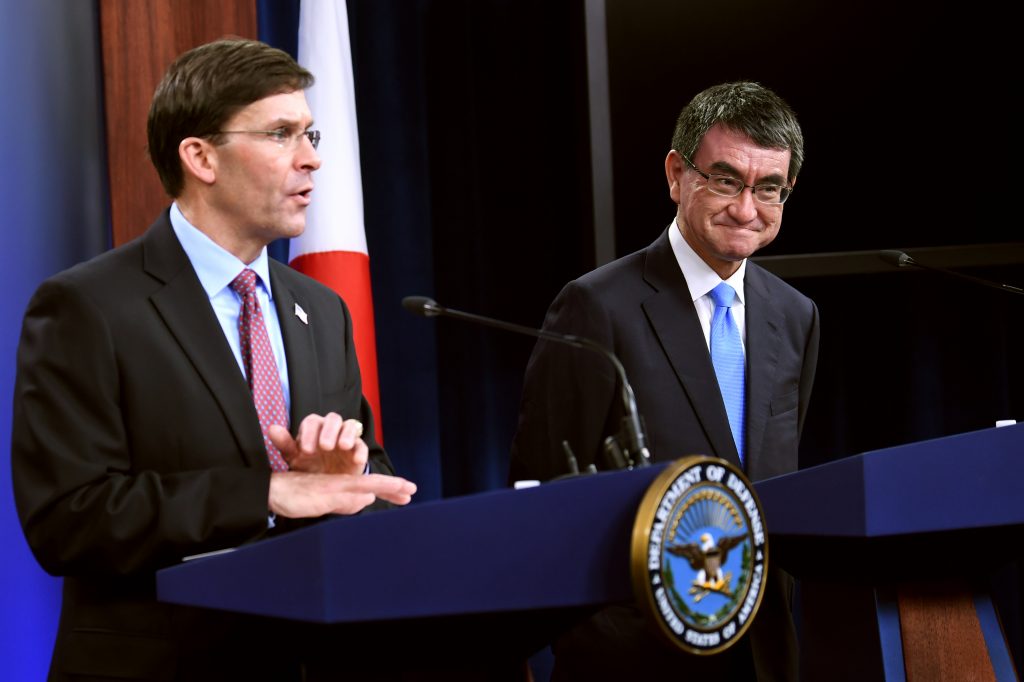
99,0,257,247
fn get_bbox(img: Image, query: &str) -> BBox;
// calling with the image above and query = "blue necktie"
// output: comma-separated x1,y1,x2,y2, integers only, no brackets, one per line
710,282,745,466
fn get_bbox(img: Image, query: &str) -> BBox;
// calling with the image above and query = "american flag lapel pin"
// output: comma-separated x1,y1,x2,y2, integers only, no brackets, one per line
294,303,309,325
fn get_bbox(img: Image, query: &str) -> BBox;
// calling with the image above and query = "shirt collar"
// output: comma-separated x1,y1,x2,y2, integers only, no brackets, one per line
667,220,746,304
169,202,274,299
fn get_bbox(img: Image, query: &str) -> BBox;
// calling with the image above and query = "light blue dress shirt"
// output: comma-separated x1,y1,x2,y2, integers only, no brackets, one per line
168,203,291,413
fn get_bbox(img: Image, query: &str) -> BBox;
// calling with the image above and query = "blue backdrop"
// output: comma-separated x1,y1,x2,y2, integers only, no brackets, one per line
0,2,109,678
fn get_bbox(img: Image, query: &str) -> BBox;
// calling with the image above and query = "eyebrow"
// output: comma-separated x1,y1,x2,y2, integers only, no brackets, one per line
707,160,788,186
262,117,315,131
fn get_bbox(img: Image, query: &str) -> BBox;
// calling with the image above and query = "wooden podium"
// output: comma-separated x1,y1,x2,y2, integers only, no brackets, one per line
157,425,1023,678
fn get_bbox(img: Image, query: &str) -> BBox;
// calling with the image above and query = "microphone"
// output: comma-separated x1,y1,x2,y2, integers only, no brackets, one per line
878,250,1023,297
402,296,652,470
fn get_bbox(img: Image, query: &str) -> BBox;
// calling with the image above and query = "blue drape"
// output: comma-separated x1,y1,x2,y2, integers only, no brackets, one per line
258,0,446,501
0,2,110,678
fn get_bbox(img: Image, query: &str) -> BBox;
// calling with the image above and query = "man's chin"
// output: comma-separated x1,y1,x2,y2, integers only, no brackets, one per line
722,233,773,260
716,244,757,262
277,219,307,240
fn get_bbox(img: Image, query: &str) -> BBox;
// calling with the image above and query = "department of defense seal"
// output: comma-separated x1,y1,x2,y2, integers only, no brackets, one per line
630,456,767,655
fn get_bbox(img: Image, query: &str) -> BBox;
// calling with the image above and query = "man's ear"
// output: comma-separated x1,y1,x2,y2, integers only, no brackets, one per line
178,137,217,186
665,149,685,205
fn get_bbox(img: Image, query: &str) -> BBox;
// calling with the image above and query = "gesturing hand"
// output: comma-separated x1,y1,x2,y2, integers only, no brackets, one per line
268,412,367,476
268,471,417,518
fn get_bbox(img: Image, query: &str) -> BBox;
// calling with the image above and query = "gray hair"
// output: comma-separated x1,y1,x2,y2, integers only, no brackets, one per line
671,81,804,181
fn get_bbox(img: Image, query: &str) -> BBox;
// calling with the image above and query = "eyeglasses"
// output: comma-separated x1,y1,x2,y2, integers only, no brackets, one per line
214,128,321,151
681,154,792,205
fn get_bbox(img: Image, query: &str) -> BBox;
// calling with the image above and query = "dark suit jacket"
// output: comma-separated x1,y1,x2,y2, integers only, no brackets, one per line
510,228,819,680
11,211,394,681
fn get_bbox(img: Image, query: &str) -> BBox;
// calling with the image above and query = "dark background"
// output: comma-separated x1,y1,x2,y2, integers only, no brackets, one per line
607,0,1022,256
340,0,1023,488
340,0,1023,669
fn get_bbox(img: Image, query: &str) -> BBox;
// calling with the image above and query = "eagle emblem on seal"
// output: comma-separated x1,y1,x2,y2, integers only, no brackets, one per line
666,532,745,600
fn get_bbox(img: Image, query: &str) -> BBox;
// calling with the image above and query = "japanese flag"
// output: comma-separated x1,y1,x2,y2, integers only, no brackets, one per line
293,0,382,437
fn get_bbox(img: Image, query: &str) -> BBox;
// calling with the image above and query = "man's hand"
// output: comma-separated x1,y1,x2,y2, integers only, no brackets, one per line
268,471,417,518
266,412,415,518
268,413,367,476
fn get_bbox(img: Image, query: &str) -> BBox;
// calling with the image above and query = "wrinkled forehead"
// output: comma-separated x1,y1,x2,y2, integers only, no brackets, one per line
697,125,791,174
224,89,313,128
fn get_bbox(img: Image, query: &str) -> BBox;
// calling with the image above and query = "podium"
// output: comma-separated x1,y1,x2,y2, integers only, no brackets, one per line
756,423,1023,681
157,425,1023,678
157,463,667,674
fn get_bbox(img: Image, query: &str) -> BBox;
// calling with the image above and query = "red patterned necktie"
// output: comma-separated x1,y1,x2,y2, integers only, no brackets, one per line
230,268,290,471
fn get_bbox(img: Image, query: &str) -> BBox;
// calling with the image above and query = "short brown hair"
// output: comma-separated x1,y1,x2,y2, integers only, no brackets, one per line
147,38,314,197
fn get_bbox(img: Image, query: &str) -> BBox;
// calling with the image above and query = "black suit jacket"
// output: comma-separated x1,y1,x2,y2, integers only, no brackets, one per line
510,228,819,680
12,211,394,680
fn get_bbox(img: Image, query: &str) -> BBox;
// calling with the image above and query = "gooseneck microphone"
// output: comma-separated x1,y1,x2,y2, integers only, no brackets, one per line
878,250,1024,297
402,296,651,470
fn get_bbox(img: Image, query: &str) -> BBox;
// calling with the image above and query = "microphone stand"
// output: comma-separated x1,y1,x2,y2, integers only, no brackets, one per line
878,250,1024,297
403,296,651,471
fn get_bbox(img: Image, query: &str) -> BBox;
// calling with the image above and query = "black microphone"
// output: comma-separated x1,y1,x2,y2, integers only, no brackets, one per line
402,296,652,470
878,250,1024,297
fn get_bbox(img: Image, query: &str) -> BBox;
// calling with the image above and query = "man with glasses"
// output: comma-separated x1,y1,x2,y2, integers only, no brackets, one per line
12,38,415,680
511,81,818,679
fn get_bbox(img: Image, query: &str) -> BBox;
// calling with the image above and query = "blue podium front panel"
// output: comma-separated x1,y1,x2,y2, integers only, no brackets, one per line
756,424,1024,581
158,425,1023,624
757,424,1024,538
157,464,667,623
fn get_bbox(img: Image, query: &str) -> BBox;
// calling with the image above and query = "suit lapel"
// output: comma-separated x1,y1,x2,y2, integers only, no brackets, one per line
142,213,266,467
743,264,782,474
269,262,321,426
640,230,740,466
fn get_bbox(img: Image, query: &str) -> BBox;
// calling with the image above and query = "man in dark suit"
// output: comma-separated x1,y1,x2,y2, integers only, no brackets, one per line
510,82,818,680
11,39,416,680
